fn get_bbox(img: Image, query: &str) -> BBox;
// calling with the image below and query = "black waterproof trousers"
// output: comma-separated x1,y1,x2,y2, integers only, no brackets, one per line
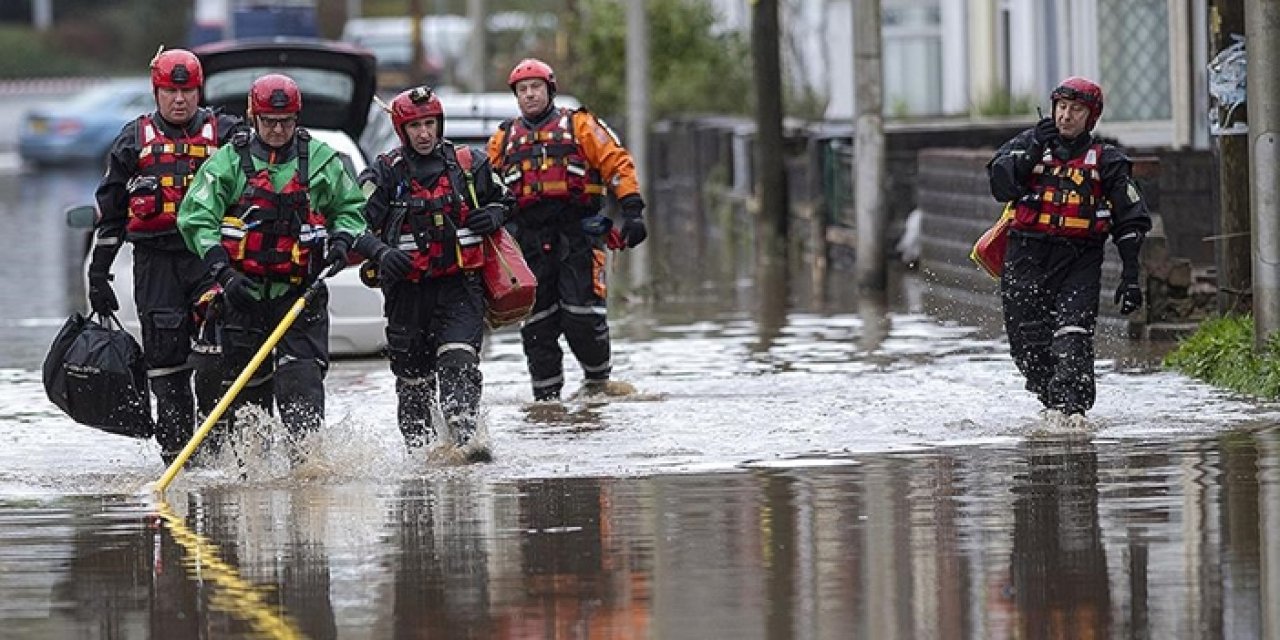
512,220,612,401
1000,231,1103,415
211,284,330,455
132,246,218,462
383,271,486,449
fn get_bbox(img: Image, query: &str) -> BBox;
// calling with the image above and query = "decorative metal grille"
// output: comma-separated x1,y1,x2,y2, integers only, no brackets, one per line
1098,0,1171,121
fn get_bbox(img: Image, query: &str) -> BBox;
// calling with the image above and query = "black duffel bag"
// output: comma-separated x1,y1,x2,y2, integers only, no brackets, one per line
42,312,154,438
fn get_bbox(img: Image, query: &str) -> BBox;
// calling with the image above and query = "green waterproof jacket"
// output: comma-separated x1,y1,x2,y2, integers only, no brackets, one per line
177,130,368,299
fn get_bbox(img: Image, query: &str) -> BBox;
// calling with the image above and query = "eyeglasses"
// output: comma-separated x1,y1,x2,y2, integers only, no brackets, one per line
1052,87,1099,107
258,115,298,130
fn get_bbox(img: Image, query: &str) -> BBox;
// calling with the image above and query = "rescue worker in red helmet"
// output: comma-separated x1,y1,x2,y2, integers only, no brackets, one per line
357,85,514,463
88,47,247,465
176,72,369,462
488,57,646,402
987,76,1151,426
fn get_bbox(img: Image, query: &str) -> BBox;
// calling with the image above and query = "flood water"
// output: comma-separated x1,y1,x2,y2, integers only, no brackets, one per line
2,148,1279,638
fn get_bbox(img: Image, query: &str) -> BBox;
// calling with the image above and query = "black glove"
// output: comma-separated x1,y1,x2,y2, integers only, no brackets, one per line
217,267,257,310
377,246,414,284
1032,116,1058,148
86,242,120,316
466,204,506,235
620,208,647,248
203,246,257,310
324,233,353,277
87,271,118,316
618,194,647,248
1114,232,1143,315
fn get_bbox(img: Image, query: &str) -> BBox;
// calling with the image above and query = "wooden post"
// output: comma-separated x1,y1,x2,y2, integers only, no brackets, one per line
752,0,789,264
1210,0,1251,314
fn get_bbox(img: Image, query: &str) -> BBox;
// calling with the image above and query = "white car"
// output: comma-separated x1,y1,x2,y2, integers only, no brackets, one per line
89,136,385,357
361,90,582,156
76,39,389,357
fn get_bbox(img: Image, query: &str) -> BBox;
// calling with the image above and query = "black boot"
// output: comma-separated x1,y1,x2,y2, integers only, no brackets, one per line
397,376,437,450
151,371,195,466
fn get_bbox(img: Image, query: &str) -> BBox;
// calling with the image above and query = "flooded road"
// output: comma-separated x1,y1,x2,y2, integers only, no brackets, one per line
1,146,1279,637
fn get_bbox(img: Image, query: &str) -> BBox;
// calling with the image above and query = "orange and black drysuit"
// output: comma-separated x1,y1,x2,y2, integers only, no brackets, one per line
487,103,644,401
360,141,514,449
988,129,1151,415
91,107,245,463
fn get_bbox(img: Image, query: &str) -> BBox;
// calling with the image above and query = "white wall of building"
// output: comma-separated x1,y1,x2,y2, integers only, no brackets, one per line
824,0,855,119
702,0,1186,148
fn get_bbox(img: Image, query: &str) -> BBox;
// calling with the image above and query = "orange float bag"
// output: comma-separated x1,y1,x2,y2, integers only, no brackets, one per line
970,202,1015,279
481,227,537,328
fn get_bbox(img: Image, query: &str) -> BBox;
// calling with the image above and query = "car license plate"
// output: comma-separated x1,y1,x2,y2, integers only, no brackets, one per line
29,119,47,134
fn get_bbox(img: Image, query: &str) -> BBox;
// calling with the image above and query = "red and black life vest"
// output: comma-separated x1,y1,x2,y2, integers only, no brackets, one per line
219,132,327,284
497,108,606,209
1012,144,1110,239
126,113,218,234
386,144,484,280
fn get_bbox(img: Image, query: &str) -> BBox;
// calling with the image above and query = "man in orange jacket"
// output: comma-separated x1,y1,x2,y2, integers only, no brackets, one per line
488,58,646,402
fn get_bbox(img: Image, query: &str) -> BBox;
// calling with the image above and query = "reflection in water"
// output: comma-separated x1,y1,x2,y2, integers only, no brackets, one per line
752,258,788,354
496,478,652,638
1009,435,1110,638
0,434,1279,637
387,477,496,638
154,498,305,639
858,293,890,352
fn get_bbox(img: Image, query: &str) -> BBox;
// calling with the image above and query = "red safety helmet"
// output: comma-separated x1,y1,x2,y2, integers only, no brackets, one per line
248,73,302,116
150,48,203,90
1051,76,1104,131
507,58,557,95
390,85,445,145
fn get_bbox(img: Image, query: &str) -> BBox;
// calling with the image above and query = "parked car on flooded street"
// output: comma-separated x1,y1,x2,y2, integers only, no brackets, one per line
18,78,153,167
72,39,389,357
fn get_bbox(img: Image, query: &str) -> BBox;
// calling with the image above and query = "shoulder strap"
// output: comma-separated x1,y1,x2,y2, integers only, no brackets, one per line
496,119,514,166
447,143,480,209
296,131,310,185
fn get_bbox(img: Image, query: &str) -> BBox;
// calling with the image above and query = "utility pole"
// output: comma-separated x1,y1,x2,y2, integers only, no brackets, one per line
466,0,486,93
409,0,424,86
751,0,789,264
1211,0,1251,314
625,0,651,286
853,0,886,293
32,0,52,31
1247,0,1280,348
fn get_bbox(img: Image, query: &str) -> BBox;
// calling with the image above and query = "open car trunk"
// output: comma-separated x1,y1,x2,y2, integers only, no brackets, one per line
193,38,377,141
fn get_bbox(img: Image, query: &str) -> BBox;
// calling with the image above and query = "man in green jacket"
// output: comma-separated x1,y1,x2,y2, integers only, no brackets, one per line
177,73,369,460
